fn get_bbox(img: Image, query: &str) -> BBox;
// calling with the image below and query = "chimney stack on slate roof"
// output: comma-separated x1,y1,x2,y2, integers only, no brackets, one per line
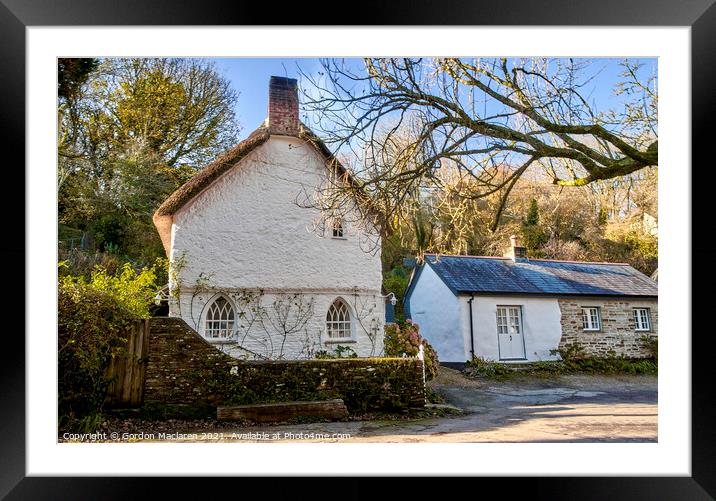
268,76,299,136
505,235,528,261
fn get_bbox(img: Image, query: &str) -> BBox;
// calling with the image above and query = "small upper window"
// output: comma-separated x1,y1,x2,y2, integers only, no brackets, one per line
332,218,344,238
581,307,601,331
634,308,651,331
205,296,235,339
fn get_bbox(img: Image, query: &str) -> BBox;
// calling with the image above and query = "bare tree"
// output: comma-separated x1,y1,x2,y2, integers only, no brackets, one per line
300,58,657,232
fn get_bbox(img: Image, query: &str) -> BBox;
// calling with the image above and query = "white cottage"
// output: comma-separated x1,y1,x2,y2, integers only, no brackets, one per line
153,76,384,360
405,237,658,364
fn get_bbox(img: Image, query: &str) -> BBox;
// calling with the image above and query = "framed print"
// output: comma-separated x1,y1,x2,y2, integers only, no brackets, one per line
5,0,714,497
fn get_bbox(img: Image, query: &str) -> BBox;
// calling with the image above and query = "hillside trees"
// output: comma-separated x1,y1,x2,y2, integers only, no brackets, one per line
58,58,241,263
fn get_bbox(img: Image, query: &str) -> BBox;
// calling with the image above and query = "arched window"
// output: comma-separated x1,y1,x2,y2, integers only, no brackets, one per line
331,218,344,238
205,296,235,339
326,298,352,339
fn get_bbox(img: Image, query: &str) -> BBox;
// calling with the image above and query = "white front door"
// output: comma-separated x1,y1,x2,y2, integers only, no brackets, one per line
496,306,526,360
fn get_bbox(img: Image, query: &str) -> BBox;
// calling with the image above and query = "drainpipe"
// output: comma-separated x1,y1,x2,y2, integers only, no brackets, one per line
467,294,476,360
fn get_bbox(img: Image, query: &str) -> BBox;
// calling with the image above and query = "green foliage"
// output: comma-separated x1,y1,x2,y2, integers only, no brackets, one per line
521,198,548,252
198,358,426,414
383,321,439,380
464,357,516,380
62,262,162,318
640,335,658,361
598,207,608,225
314,345,358,359
58,58,99,100
382,266,410,321
525,198,540,226
556,344,657,374
58,279,135,431
58,57,241,264
465,343,657,380
58,262,163,431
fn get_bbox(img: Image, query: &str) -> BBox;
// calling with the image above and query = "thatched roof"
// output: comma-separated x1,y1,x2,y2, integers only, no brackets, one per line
152,122,362,256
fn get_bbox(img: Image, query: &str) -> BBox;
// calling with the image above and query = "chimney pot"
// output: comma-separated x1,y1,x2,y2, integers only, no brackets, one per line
268,76,299,136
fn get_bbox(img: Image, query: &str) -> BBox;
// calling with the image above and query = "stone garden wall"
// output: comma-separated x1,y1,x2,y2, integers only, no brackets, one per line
143,317,425,418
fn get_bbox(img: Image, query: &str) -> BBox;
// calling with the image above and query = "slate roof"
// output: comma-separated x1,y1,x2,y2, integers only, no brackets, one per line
424,254,658,297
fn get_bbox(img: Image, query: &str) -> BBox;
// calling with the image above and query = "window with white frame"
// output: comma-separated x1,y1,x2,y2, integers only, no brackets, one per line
326,298,352,339
633,308,651,331
331,218,344,238
205,296,235,339
496,306,522,335
581,306,601,331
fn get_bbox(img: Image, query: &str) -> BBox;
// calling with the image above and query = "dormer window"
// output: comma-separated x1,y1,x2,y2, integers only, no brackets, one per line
332,218,344,238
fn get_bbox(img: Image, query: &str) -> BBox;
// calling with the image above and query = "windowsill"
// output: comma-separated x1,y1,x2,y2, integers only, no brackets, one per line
331,236,347,240
582,329,601,332
635,329,652,332
324,339,356,344
205,338,237,344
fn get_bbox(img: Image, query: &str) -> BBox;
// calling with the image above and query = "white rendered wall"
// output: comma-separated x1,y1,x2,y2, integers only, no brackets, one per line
170,290,384,360
459,295,563,362
167,135,384,358
407,264,463,363
170,136,382,291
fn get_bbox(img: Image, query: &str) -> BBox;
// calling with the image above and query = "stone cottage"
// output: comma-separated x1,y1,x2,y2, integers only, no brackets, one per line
404,236,658,364
153,76,384,360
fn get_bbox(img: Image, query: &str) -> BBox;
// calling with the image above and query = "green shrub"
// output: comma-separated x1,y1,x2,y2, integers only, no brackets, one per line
314,345,358,359
557,343,657,375
464,357,516,380
58,262,161,431
200,358,426,413
382,266,409,321
464,344,657,380
640,335,658,361
384,320,439,380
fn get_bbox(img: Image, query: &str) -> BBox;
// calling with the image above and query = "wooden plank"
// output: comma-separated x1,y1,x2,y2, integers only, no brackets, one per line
121,323,136,404
105,319,151,408
217,399,348,422
105,351,119,402
130,320,149,406
129,321,142,406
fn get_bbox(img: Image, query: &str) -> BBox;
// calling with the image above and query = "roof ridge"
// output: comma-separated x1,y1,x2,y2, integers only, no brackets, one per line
425,253,631,266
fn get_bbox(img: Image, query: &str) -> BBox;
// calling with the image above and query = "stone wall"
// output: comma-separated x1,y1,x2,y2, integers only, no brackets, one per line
558,298,658,358
143,317,424,418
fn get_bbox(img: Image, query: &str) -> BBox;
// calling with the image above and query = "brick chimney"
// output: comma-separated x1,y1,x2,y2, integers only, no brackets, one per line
505,235,528,261
267,76,299,136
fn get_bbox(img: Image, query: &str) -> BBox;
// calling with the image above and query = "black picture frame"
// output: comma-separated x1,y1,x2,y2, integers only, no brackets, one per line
4,0,713,497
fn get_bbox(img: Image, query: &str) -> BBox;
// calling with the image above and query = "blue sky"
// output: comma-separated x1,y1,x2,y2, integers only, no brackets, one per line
212,58,322,137
211,58,657,141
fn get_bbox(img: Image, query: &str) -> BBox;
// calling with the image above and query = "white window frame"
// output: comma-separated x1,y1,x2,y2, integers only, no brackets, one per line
204,295,236,341
633,307,651,331
325,298,353,341
581,306,601,331
331,218,345,239
496,306,522,336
